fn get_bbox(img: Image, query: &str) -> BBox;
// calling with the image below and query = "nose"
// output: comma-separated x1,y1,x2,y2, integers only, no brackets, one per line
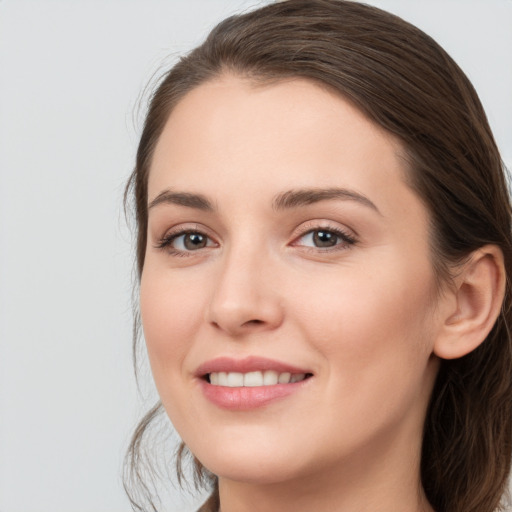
206,245,284,337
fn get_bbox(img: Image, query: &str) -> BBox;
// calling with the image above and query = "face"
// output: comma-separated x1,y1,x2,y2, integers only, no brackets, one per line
141,76,441,486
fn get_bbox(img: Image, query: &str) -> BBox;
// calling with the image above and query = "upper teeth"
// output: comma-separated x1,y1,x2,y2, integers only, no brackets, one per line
209,371,307,387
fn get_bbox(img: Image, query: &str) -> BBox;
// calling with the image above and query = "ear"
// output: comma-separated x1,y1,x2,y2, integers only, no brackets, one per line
434,245,506,360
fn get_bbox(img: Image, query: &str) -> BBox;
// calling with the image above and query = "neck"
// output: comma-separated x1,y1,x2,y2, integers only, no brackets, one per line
219,463,433,512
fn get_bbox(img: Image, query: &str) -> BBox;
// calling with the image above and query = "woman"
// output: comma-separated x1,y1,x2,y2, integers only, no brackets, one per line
124,1,512,511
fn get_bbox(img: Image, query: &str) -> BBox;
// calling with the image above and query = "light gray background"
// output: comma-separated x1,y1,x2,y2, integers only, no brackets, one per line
0,1,511,511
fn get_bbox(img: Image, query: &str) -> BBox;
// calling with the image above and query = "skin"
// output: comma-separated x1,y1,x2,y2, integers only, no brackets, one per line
140,75,444,512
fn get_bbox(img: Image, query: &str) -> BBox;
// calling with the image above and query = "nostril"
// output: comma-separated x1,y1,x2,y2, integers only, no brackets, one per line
244,319,264,326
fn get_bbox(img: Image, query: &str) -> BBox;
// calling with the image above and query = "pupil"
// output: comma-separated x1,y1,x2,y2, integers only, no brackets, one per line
184,233,206,250
313,230,337,247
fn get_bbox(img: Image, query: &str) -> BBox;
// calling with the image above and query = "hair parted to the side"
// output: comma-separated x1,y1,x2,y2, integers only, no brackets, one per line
124,1,512,511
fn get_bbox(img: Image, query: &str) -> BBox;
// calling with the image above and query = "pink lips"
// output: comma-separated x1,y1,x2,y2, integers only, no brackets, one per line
196,356,312,411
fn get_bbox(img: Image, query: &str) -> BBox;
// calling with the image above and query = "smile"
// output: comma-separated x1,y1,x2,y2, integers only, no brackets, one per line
196,356,313,410
208,370,309,387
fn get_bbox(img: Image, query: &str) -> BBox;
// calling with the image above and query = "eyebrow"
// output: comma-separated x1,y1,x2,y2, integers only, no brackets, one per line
148,186,380,214
272,187,380,214
148,190,215,211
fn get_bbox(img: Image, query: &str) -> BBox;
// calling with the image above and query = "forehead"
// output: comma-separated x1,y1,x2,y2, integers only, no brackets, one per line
149,75,417,220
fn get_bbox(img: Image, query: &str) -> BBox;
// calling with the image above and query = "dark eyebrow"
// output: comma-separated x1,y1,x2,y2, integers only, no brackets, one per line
148,189,215,211
272,187,380,214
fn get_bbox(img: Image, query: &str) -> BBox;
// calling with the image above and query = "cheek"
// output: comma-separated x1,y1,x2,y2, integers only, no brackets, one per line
139,266,205,381
292,255,437,383
290,263,438,447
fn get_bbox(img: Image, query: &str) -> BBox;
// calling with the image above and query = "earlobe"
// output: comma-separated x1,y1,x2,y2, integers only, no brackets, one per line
434,245,506,360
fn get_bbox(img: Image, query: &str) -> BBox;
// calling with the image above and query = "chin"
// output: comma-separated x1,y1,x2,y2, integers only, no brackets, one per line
179,426,311,485
202,453,308,485
185,427,346,489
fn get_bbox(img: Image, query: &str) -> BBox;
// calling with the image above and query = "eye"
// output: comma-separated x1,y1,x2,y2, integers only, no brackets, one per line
301,230,338,248
156,230,216,254
293,227,356,250
174,232,211,250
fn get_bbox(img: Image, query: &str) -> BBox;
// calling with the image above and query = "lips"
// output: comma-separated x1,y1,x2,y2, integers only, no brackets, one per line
195,356,313,410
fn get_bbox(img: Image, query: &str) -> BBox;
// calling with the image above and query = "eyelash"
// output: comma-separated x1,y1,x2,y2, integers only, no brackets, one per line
292,224,357,252
154,228,216,257
155,224,358,257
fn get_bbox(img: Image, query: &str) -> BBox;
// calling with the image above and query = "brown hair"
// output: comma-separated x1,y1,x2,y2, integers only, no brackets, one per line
124,1,512,511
